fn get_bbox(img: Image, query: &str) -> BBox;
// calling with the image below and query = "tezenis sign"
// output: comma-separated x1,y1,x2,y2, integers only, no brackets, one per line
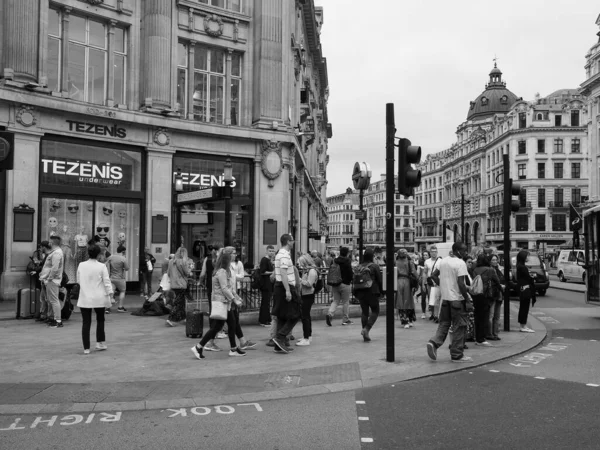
66,120,127,138
41,158,132,189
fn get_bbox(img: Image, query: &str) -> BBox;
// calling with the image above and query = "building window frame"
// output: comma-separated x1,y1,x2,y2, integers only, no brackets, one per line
538,188,545,208
518,163,526,180
572,162,581,179
537,139,545,153
552,214,566,232
554,139,564,153
535,214,546,231
537,162,545,179
554,162,563,179
571,138,581,153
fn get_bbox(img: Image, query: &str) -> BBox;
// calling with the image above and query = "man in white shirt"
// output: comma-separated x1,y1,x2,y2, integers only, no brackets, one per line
426,242,474,363
272,234,299,354
424,246,442,321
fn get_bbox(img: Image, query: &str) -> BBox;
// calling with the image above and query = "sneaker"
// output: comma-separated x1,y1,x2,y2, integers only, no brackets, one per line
476,341,492,347
259,323,270,327
36,316,47,322
296,338,310,346
204,343,222,352
165,319,175,327
266,339,275,347
117,307,127,313
326,314,332,327
229,347,247,357
48,320,62,328
408,322,414,328
342,320,354,326
520,327,535,333
361,328,371,342
273,347,287,354
105,309,111,314
421,314,427,319
451,356,474,363
289,335,295,341
191,345,205,360
427,341,437,361
272,338,288,353
403,324,410,329
428,315,435,321
83,349,90,355
95,343,108,351
216,331,228,339
240,340,257,350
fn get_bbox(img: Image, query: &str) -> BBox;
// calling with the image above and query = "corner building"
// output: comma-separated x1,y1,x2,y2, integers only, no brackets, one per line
0,0,332,299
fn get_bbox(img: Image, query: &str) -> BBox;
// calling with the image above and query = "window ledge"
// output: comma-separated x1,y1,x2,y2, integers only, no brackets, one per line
535,153,549,159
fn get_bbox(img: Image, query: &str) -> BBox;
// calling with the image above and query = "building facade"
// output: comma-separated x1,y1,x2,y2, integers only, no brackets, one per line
416,66,589,253
0,0,332,299
325,187,358,251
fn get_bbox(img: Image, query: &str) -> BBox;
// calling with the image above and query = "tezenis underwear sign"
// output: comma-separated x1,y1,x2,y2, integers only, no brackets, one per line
41,158,132,189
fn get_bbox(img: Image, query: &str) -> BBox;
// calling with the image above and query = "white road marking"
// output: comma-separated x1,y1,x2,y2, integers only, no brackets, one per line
586,384,599,387
356,401,365,404
590,340,597,342
358,417,369,421
555,337,564,339
489,370,500,373
534,377,546,380
361,438,374,443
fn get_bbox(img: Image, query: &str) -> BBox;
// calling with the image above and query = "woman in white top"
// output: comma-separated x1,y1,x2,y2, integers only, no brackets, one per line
77,244,114,354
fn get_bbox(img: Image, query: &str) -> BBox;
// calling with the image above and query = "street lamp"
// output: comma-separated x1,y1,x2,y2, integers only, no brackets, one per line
223,155,233,246
451,178,471,249
173,168,184,251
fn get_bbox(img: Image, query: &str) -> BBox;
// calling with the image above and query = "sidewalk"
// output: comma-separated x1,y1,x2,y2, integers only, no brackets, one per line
0,299,546,414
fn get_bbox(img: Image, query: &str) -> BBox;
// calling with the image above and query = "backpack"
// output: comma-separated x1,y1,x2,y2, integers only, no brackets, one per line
469,274,484,295
327,261,342,286
251,268,262,290
352,263,373,291
313,273,324,294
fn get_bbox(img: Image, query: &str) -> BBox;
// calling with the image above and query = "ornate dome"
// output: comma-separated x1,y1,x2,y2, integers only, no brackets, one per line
466,64,519,121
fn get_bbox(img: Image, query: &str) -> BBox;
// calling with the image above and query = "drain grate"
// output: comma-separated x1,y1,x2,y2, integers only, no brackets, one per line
67,390,109,403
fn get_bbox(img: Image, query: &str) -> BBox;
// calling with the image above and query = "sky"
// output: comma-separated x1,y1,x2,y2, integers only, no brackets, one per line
315,0,600,196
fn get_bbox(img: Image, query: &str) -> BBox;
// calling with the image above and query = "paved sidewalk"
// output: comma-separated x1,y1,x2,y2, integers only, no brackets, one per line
0,299,546,414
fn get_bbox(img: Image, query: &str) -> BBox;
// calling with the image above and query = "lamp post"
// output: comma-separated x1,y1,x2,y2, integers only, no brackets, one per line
451,178,470,248
502,147,511,332
173,167,184,251
223,155,234,247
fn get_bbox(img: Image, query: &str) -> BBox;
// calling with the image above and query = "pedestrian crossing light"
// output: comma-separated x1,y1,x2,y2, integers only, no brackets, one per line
398,138,421,198
510,180,521,213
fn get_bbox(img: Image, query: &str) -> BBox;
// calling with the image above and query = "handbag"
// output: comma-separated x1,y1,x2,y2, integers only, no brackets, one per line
210,300,228,320
159,273,171,291
426,257,440,286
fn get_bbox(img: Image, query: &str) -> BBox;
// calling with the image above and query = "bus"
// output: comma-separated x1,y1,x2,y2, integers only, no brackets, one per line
582,204,600,305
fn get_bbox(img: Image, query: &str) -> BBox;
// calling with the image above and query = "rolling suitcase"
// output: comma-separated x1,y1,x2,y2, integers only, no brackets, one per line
16,276,40,319
185,284,206,338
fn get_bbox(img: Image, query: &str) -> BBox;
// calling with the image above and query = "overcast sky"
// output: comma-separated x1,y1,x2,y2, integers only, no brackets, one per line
315,0,600,196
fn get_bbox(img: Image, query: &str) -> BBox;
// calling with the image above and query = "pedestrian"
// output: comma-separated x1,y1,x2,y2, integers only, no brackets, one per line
33,241,52,323
488,254,504,341
311,250,323,269
38,236,65,328
464,255,476,343
325,246,353,326
426,241,474,363
395,248,418,329
232,250,246,293
417,251,429,319
106,245,129,313
258,245,276,327
165,247,189,327
424,246,442,322
191,251,247,359
76,244,114,354
270,234,301,354
297,254,319,346
516,250,536,333
199,245,223,351
471,253,499,347
354,249,382,342
140,247,156,296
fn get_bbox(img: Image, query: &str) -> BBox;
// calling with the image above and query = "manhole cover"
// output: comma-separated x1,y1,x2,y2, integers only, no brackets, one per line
67,390,109,403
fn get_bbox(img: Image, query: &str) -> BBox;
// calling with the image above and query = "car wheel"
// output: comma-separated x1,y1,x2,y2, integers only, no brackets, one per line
558,271,566,282
537,290,546,297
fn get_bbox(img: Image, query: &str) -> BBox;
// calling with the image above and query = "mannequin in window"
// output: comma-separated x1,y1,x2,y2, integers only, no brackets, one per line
75,226,90,266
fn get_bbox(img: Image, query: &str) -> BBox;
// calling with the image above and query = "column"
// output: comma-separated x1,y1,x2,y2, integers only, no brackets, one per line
140,0,172,109
187,41,196,120
106,20,117,107
146,149,174,266
60,7,71,97
225,49,233,125
1,0,40,82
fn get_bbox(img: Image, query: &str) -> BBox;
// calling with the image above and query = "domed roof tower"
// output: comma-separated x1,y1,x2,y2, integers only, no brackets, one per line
466,64,519,121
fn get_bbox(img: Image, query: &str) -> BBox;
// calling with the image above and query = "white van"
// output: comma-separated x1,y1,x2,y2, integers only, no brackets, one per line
556,249,586,283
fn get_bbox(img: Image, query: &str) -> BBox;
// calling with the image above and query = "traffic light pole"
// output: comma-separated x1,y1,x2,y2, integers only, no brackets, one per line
503,151,511,332
385,103,396,363
359,189,364,263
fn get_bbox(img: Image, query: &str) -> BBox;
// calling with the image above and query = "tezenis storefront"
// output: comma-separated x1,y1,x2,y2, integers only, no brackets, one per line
39,137,145,289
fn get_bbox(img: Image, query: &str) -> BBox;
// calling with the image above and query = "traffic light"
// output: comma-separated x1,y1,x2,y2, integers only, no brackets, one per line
510,180,521,213
398,138,421,197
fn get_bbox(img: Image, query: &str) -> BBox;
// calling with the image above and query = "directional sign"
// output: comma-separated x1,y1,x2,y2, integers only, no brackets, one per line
177,187,220,205
355,210,365,220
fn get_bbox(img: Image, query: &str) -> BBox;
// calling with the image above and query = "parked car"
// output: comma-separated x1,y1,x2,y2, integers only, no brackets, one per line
556,250,586,284
497,251,550,296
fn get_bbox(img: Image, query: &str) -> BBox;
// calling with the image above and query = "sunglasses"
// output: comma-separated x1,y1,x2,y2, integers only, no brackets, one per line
97,227,109,232
68,206,79,212
103,207,113,214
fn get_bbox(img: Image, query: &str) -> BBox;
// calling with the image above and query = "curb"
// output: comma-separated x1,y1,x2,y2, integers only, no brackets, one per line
0,306,547,415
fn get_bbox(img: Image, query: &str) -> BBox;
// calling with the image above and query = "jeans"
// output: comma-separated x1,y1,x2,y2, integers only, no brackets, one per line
430,300,468,360
200,308,238,348
142,271,153,295
301,294,315,339
518,290,531,325
489,300,502,337
275,316,299,343
358,292,379,330
44,282,61,321
231,303,244,340
80,307,106,350
473,295,492,342
40,284,50,318
329,283,351,321
259,289,272,325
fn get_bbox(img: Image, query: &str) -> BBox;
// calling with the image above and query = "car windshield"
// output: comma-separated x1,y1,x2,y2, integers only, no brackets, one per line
525,255,541,267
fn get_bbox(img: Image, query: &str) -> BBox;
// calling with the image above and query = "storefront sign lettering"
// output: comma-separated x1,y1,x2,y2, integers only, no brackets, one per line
41,158,131,189
538,234,568,238
66,120,126,138
178,172,237,188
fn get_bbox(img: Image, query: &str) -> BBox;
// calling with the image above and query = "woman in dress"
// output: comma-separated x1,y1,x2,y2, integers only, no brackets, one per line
516,250,536,333
464,255,476,343
165,247,189,327
488,254,504,340
76,244,114,354
395,249,418,329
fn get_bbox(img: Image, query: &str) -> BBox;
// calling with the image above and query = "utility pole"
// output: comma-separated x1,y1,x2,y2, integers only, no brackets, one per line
385,104,396,363
503,151,511,331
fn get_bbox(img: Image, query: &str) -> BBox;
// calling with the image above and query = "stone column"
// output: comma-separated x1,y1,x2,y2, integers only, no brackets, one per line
106,20,117,107
1,0,40,82
140,0,172,109
187,41,196,120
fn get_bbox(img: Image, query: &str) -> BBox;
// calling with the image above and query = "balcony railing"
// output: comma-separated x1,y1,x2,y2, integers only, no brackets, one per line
519,201,532,209
549,201,566,208
421,217,439,225
488,205,503,214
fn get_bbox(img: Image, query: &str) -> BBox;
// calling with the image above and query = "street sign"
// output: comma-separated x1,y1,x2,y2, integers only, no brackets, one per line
176,187,219,205
352,162,372,190
355,210,365,220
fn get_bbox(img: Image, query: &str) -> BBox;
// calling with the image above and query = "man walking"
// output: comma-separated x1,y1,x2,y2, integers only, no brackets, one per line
424,246,442,321
106,245,130,313
326,246,353,326
39,236,65,328
426,241,474,363
259,245,275,327
272,234,300,354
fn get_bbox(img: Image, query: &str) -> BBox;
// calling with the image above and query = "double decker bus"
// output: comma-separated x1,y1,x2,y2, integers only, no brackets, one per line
582,204,600,305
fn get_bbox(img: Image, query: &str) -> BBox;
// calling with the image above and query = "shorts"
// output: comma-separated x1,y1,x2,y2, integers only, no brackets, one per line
111,279,126,294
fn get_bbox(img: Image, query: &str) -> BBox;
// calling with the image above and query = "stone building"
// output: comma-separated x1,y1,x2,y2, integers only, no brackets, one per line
416,65,588,253
325,187,358,252
0,0,332,299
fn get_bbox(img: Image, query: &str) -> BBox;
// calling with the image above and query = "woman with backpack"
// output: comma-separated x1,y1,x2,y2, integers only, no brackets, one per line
471,253,500,346
355,249,382,342
395,249,418,329
297,254,319,346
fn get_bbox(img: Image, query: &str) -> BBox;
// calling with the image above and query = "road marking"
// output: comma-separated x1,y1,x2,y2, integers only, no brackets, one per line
590,340,597,342
534,377,546,380
489,370,500,373
361,438,374,443
164,403,263,418
586,384,599,387
358,417,369,421
555,337,564,339
356,401,365,404
0,413,121,431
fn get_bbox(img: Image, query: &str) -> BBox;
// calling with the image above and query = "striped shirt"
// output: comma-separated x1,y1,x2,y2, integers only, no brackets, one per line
274,248,295,286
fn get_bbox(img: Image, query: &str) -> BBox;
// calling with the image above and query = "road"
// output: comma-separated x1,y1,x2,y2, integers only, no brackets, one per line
1,286,598,450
